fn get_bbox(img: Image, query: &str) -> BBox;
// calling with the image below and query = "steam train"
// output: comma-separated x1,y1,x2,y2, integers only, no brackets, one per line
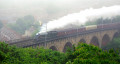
34,22,120,42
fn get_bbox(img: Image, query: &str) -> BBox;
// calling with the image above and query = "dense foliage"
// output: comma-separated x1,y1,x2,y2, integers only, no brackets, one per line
0,42,120,64
0,42,66,64
66,43,120,64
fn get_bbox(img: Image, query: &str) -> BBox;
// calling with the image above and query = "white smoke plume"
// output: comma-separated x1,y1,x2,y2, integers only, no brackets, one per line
38,5,120,34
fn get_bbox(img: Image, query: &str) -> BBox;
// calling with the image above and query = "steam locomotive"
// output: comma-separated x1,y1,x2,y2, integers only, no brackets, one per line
34,22,120,42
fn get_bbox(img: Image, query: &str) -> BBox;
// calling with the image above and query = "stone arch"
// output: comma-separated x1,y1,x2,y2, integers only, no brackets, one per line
49,46,57,51
79,39,86,43
90,36,99,46
63,42,72,53
113,32,119,39
102,34,110,46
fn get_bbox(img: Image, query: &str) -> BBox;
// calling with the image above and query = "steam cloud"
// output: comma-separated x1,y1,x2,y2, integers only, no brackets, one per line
38,5,120,34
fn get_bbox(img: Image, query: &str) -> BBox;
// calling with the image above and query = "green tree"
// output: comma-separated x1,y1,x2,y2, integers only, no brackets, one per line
65,43,120,64
0,42,120,64
0,42,66,64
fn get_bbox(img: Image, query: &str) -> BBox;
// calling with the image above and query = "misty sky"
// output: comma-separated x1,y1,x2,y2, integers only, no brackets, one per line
0,0,120,22
0,0,120,8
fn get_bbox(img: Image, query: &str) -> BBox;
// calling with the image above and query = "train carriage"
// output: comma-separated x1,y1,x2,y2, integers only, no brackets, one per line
35,22,120,42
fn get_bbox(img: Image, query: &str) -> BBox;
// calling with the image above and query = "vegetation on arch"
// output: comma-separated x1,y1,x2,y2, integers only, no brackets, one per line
102,34,120,51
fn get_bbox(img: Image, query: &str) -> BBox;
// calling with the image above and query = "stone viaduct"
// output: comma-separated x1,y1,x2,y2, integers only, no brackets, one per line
8,26,120,52
46,29,120,52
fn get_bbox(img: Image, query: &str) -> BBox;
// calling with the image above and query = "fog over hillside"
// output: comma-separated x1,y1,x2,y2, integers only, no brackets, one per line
0,0,120,22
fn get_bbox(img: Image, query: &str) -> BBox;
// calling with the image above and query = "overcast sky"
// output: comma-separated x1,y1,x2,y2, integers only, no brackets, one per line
0,0,120,8
0,0,120,22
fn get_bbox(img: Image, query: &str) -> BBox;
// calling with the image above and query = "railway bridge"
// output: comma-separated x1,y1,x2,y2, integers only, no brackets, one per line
7,25,120,52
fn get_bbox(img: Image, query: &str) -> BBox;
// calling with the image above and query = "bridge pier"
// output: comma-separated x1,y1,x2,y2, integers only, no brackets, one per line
46,29,119,52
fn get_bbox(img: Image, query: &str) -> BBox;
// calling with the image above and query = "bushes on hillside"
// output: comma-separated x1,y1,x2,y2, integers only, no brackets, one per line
66,43,120,64
0,42,66,64
0,42,120,64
